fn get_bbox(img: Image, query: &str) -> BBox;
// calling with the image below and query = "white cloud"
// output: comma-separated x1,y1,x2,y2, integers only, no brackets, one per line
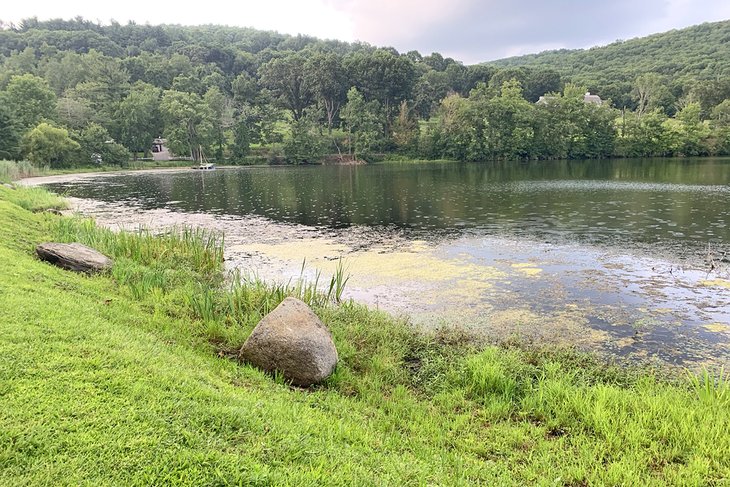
325,0,470,47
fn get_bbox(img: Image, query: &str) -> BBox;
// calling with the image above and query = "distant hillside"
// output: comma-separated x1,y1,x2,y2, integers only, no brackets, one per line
1,17,729,165
489,20,730,108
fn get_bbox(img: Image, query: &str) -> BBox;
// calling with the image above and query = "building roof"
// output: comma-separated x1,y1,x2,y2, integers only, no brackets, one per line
583,92,603,104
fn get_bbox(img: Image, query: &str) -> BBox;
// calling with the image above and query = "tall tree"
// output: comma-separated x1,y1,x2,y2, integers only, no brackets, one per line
341,87,382,161
633,73,666,117
115,82,163,157
304,52,346,131
1,73,57,130
258,52,313,121
483,80,534,160
282,117,325,164
21,122,80,167
344,48,416,123
160,90,215,162
204,86,234,160
74,123,131,165
71,51,130,120
56,95,95,129
391,101,419,154
0,106,21,160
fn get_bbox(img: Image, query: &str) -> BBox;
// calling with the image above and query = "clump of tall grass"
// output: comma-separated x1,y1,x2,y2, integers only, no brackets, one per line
52,215,350,350
54,217,224,277
290,258,350,305
112,261,172,300
220,260,350,322
0,184,67,212
0,160,38,183
687,366,729,406
184,261,351,347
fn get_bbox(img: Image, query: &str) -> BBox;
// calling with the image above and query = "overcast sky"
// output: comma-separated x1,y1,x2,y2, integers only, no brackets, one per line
2,0,730,63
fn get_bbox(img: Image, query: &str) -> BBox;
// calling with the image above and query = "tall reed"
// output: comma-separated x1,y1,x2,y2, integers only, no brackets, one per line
54,218,224,276
0,160,38,183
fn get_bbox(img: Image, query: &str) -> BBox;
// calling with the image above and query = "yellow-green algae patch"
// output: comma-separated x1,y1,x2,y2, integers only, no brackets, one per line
615,337,638,348
510,262,543,277
483,306,611,350
700,279,730,289
239,239,350,264
227,233,728,367
235,238,507,302
703,323,729,334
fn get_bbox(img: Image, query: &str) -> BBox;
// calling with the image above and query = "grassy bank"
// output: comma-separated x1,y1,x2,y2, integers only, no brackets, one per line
0,185,728,485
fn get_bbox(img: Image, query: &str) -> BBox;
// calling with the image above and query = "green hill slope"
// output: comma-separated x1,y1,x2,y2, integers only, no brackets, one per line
488,20,730,108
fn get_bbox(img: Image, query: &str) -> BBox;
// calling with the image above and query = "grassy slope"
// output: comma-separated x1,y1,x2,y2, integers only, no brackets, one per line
0,186,729,486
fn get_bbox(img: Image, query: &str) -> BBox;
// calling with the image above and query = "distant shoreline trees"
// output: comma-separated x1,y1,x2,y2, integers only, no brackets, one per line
1,18,729,166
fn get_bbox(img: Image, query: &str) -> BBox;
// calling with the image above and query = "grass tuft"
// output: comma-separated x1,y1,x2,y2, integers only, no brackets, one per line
0,184,67,212
0,160,39,183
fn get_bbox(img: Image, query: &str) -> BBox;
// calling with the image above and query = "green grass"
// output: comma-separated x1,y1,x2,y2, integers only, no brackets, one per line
0,185,67,213
0,160,39,183
0,186,729,485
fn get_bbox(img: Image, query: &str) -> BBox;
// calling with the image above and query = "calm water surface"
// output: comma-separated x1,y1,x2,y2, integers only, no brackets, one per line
44,159,730,368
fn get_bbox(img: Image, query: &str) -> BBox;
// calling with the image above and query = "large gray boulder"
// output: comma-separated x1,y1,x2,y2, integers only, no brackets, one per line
240,297,338,387
36,242,113,274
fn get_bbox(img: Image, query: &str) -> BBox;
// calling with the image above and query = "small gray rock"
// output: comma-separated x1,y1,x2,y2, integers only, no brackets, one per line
240,297,338,387
36,242,113,274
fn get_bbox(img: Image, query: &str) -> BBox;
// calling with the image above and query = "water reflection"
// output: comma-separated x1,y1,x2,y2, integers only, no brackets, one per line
46,159,730,262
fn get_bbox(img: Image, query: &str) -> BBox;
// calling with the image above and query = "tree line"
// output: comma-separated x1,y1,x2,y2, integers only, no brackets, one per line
0,18,729,166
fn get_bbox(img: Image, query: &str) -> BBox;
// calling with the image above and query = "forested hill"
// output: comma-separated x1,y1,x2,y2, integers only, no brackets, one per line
489,20,730,108
1,17,730,166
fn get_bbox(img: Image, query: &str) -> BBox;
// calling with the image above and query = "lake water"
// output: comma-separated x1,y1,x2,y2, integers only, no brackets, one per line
42,159,730,369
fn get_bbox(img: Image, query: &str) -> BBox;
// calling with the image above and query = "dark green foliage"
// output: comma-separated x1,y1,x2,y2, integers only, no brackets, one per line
1,17,729,164
0,106,21,159
21,122,80,167
160,89,215,161
114,82,162,157
1,73,57,130
231,119,251,160
73,123,131,166
258,52,314,121
490,20,730,110
341,87,383,161
282,118,325,164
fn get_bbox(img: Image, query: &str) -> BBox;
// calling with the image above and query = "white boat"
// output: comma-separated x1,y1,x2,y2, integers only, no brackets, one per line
191,145,215,170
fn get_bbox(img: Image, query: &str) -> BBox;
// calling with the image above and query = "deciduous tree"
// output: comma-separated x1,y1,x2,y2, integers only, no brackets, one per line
160,90,215,161
22,122,80,167
1,73,57,130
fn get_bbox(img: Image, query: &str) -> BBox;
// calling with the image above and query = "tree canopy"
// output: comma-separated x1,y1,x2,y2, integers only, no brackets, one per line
0,17,729,165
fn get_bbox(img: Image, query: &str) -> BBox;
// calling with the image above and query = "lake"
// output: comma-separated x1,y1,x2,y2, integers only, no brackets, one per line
42,158,730,368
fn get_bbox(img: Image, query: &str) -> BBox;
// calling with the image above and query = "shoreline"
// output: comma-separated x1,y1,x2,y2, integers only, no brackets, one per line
17,166,209,186
30,170,730,370
1,182,729,484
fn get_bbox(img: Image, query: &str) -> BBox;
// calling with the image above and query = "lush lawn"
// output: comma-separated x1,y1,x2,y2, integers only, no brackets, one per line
0,185,728,485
